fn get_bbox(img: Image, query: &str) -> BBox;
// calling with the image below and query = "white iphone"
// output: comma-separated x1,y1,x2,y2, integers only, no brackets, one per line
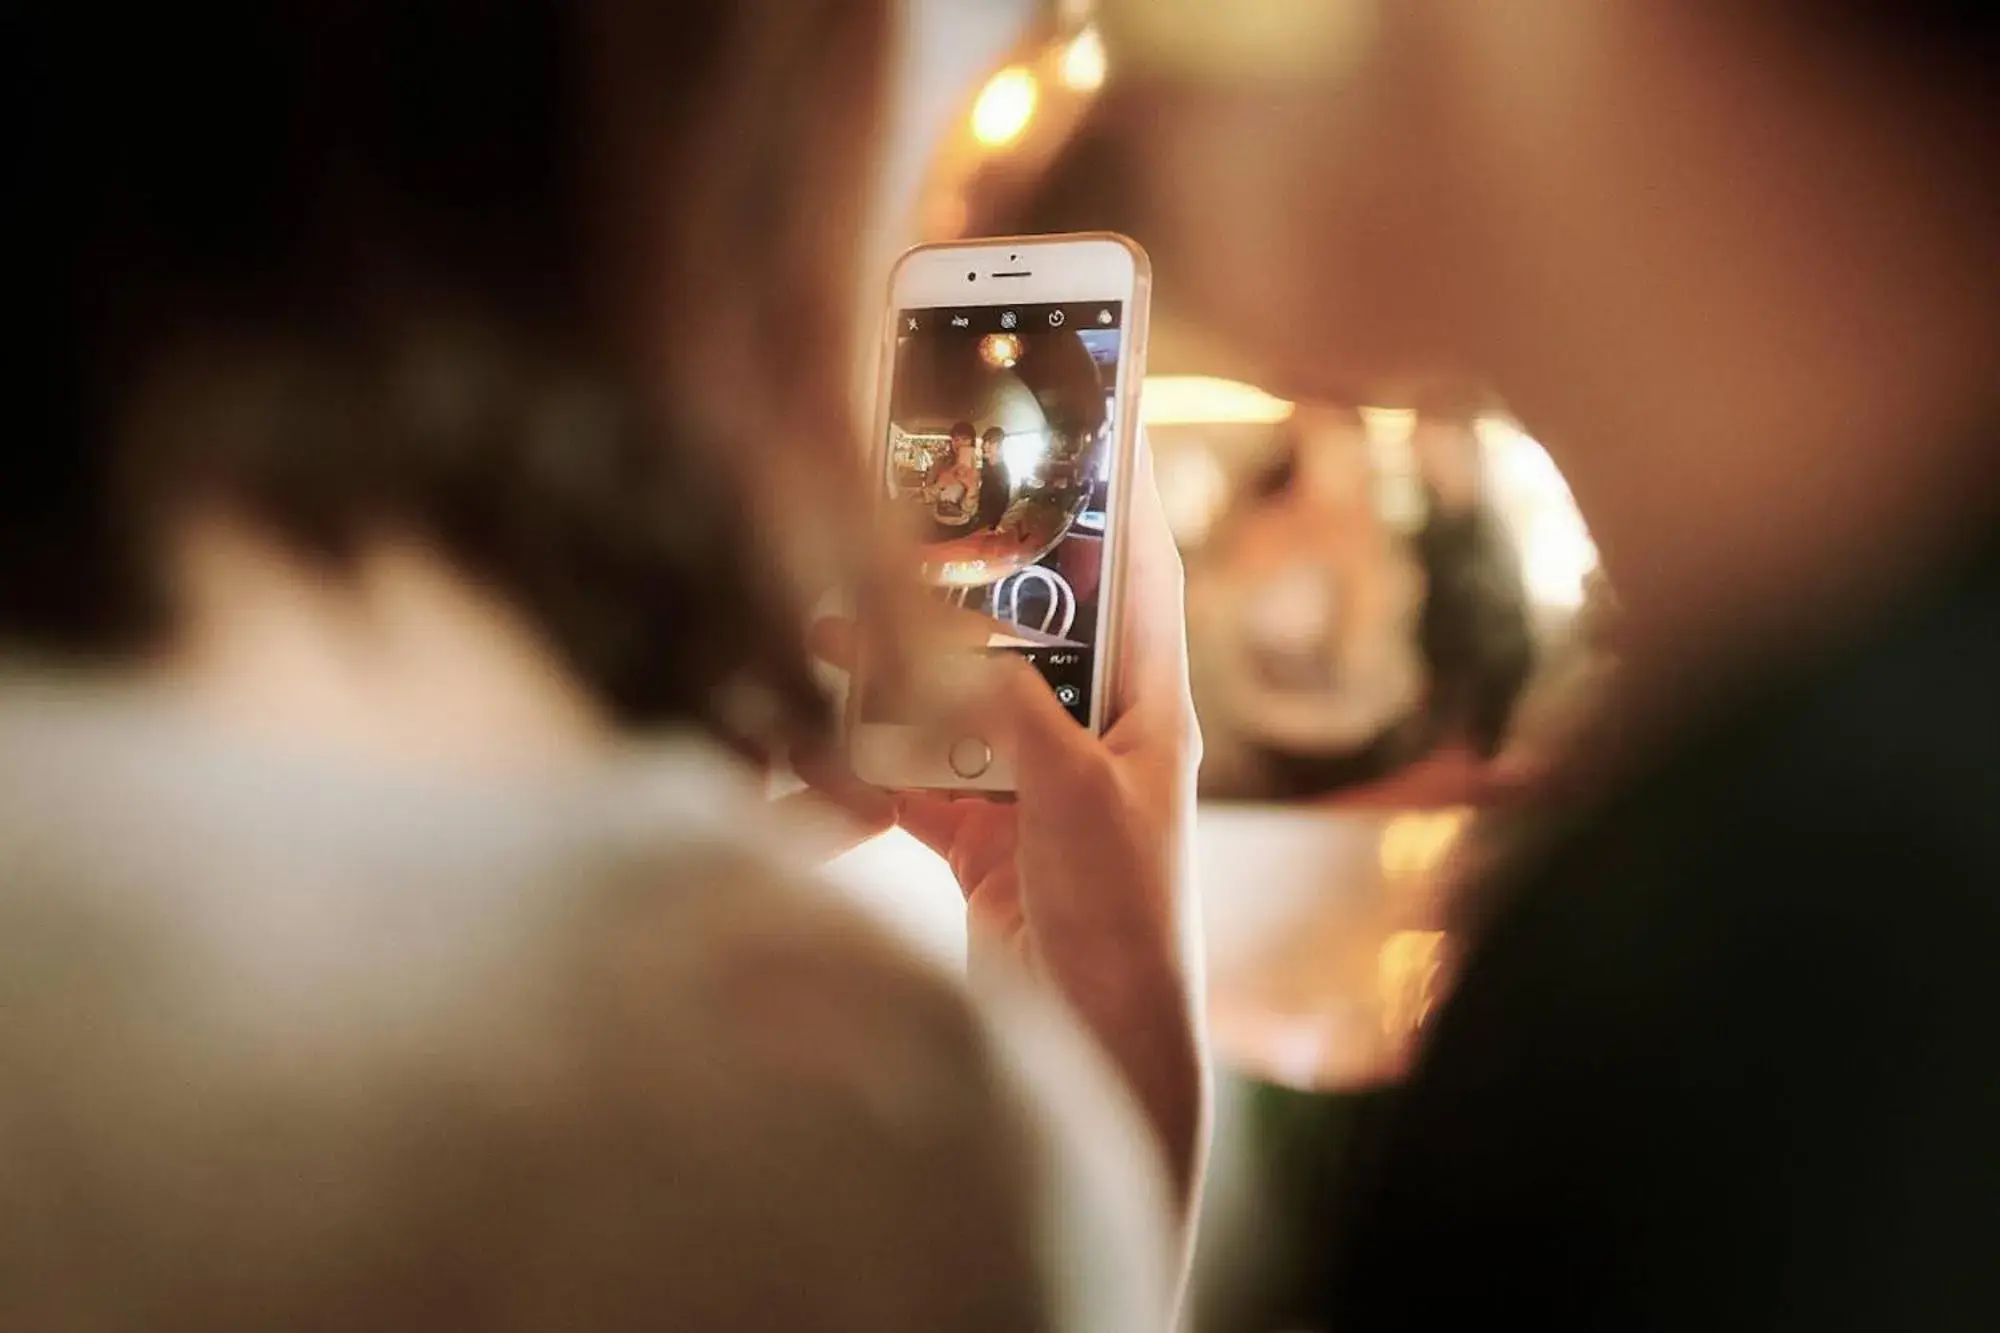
847,233,1152,794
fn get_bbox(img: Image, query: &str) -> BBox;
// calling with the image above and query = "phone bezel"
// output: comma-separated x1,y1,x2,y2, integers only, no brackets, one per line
847,232,1151,794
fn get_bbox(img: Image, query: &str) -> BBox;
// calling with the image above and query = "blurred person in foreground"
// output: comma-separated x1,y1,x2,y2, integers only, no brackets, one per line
1,3,1204,1329
1270,2,2000,1327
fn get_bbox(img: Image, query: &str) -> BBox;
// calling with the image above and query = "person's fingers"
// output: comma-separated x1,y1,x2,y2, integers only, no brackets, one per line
811,601,1009,703
1127,432,1190,678
933,598,1012,652
983,656,1104,797
770,788,895,859
790,746,895,824
890,791,976,859
1113,432,1194,717
806,617,857,671
773,747,899,859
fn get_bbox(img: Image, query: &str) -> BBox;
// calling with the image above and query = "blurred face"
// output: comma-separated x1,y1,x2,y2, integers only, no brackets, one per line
1168,1,1992,589
1299,3,1702,437
1140,3,1670,424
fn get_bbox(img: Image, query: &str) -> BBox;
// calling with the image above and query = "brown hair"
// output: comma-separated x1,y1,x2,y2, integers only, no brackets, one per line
7,0,898,757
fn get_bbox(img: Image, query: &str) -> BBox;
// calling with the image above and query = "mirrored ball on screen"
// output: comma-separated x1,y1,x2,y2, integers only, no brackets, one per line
884,327,1112,588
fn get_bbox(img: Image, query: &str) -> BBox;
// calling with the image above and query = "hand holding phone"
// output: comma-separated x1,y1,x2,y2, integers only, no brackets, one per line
809,433,1208,1220
825,233,1204,1216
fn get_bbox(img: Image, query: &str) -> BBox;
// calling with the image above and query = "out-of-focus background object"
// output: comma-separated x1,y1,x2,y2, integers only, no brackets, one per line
834,6,1615,1327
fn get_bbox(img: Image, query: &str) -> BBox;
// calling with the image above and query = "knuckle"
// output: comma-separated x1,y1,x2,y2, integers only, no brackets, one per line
1057,735,1120,801
1181,707,1206,771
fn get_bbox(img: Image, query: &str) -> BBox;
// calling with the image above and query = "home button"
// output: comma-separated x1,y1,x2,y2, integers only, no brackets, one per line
947,736,993,780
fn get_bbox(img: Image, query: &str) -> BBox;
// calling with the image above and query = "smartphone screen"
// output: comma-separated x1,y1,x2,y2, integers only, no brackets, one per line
864,300,1127,728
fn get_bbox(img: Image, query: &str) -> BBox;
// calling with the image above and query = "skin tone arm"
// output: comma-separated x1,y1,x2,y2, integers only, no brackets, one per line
796,437,1211,1236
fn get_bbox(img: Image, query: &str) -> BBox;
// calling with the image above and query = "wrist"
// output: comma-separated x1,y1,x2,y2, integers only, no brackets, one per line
1059,939,1209,1214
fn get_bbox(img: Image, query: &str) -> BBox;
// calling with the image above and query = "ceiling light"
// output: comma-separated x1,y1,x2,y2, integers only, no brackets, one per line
1060,27,1108,92
979,332,1023,369
971,66,1039,148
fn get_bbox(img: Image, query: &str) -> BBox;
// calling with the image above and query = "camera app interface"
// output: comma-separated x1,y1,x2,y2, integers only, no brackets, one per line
871,300,1125,726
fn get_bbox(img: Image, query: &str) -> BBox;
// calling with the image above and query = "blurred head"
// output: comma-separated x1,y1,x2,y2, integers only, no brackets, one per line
1310,0,2000,628
1150,1,1999,651
6,0,897,760
1326,12,1992,418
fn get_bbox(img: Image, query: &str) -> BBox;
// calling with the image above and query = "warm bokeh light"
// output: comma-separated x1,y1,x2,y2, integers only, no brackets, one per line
1059,27,1109,92
1378,809,1469,882
979,331,1023,369
1522,523,1600,612
1358,405,1417,446
1477,414,1600,610
1142,375,1296,426
1378,930,1447,1038
971,66,1039,148
1000,431,1047,478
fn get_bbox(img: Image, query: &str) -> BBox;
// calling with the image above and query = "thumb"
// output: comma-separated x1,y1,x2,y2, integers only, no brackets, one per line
987,657,1104,802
